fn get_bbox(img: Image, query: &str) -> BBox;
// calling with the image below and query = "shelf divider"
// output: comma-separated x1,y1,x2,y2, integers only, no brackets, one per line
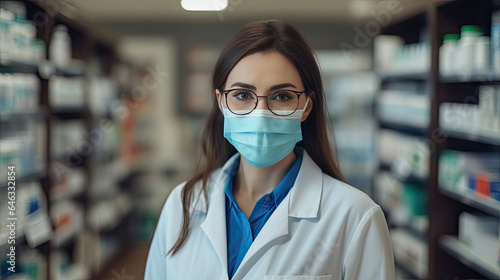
439,186,500,217
439,235,500,280
376,70,430,81
441,128,500,146
0,170,47,189
439,72,500,83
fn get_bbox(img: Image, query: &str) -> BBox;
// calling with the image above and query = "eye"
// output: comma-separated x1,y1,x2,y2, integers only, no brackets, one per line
231,90,254,101
272,91,293,102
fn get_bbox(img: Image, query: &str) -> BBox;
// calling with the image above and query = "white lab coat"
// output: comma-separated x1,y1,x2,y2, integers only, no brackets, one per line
145,149,395,280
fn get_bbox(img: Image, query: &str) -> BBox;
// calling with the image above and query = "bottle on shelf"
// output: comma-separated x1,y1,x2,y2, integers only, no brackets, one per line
0,3,45,63
458,25,484,76
49,25,72,67
439,34,459,76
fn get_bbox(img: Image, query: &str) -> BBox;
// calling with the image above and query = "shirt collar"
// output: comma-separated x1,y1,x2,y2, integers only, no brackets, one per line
271,152,302,204
224,151,303,209
224,155,240,208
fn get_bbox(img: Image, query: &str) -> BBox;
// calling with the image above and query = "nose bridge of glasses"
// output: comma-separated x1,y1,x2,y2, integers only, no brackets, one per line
255,94,269,110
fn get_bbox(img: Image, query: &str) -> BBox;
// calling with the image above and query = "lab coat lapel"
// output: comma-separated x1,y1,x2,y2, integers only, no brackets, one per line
198,153,239,280
200,182,228,278
232,150,323,279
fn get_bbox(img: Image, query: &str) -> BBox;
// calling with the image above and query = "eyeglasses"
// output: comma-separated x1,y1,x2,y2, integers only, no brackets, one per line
220,88,307,116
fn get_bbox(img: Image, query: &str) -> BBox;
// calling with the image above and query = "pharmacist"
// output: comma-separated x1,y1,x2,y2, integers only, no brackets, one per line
145,20,395,280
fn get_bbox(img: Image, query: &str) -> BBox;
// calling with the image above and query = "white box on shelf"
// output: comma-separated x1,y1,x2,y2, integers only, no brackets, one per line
459,211,500,264
391,228,428,279
49,77,86,108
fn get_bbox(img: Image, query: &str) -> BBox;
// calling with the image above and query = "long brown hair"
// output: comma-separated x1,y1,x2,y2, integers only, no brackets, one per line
168,19,345,255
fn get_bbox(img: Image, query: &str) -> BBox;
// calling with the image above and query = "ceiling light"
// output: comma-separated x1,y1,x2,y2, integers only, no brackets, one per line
181,0,228,11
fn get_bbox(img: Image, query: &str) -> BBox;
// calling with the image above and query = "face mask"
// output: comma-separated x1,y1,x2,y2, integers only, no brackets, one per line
223,98,309,168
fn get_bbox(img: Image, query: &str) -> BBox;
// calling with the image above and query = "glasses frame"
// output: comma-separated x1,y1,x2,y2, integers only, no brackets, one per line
220,88,307,116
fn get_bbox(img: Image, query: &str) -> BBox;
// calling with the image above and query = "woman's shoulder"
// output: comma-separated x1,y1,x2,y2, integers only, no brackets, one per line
160,181,187,213
320,173,381,219
163,167,225,212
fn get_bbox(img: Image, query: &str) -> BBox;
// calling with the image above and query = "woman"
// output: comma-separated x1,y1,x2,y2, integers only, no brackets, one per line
145,20,395,280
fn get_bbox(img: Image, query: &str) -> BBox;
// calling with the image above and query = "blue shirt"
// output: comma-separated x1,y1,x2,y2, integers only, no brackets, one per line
224,152,303,278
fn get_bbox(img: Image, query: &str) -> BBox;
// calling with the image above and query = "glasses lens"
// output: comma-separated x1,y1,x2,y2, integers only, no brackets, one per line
268,90,299,115
226,89,257,114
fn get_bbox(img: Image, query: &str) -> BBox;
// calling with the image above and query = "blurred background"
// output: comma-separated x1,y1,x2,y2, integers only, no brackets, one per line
0,0,499,279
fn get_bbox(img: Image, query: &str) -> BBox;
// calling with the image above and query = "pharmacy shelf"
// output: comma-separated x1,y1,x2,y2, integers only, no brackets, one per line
397,219,428,242
441,128,500,146
0,57,86,77
0,58,40,74
380,119,428,137
439,72,500,83
52,107,90,119
439,186,500,217
50,189,86,203
0,108,48,121
395,258,422,280
376,70,430,81
439,235,500,280
0,170,47,189
55,63,86,77
2,2,126,280
380,161,427,187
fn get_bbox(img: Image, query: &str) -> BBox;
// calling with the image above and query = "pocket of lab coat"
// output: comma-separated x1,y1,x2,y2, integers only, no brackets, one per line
262,276,333,280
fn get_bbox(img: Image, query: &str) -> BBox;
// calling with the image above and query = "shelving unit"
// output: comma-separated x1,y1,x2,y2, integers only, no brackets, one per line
375,0,500,279
373,8,432,279
317,50,377,196
1,1,150,279
430,0,500,279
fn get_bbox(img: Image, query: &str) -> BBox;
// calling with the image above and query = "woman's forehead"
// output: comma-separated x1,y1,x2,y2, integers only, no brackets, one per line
225,51,304,90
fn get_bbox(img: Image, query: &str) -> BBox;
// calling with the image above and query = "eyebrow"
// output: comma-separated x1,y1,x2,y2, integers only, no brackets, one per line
229,82,298,91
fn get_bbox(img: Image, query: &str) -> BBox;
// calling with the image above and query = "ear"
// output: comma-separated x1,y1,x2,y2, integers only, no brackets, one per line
301,92,313,122
216,89,223,112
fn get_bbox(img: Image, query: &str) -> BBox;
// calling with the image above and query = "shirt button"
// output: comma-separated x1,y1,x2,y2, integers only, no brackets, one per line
265,196,271,202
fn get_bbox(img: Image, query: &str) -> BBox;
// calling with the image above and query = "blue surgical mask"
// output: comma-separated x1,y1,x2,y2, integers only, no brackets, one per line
223,98,309,168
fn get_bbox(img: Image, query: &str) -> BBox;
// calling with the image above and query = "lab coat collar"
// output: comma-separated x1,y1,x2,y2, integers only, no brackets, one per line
287,147,323,218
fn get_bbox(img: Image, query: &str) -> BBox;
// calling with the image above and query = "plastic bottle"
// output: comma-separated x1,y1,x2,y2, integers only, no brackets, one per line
50,25,71,66
474,36,490,72
458,25,483,76
440,34,459,76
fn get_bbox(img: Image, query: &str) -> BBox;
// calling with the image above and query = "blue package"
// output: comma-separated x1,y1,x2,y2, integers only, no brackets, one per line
490,181,500,201
468,173,476,190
